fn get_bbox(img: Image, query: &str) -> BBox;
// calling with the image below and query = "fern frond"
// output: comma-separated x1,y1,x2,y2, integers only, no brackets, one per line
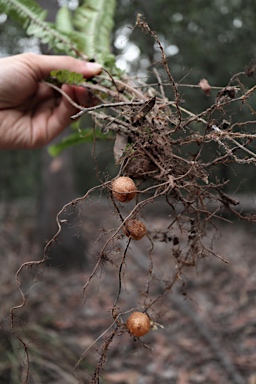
49,69,85,85
55,6,73,34
48,128,111,157
0,0,85,57
0,0,46,28
73,0,116,63
1,0,117,63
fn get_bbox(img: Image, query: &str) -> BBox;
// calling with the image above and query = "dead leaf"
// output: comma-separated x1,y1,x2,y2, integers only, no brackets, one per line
131,96,156,124
104,371,140,383
114,133,128,163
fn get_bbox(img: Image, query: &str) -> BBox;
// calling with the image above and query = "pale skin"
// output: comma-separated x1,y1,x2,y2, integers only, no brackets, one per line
0,52,102,149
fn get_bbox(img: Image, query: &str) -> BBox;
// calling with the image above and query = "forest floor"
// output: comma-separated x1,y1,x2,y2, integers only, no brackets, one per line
0,198,256,384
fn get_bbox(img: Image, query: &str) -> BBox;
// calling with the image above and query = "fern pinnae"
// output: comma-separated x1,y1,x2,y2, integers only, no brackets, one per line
0,0,86,58
73,0,116,63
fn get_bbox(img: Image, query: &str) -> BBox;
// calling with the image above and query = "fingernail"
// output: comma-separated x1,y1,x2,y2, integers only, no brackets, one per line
86,62,102,75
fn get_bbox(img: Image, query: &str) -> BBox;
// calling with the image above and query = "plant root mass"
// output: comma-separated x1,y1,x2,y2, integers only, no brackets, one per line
7,15,256,384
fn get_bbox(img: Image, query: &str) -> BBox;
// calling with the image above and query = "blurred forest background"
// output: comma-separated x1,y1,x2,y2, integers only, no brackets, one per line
1,1,256,383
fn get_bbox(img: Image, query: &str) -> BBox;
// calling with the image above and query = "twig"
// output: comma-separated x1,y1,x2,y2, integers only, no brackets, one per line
176,104,256,159
44,80,84,110
73,318,119,371
45,80,149,120
71,100,146,119
112,238,131,311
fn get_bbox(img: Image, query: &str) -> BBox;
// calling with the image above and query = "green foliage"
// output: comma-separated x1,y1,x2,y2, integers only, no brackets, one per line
0,0,46,29
73,0,116,64
48,128,112,157
0,0,82,55
0,0,117,64
49,69,85,85
55,6,73,34
1,0,118,79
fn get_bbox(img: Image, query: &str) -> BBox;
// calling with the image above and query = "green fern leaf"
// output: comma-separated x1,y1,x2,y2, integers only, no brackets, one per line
55,6,73,34
1,0,117,64
73,0,116,63
49,69,85,85
0,0,82,57
0,0,47,29
48,128,112,156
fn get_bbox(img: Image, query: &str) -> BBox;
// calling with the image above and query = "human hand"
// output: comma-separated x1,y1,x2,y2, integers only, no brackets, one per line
0,53,101,149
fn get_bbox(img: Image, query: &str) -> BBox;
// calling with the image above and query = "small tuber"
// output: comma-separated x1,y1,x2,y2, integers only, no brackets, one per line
112,176,136,203
126,311,151,337
123,219,147,240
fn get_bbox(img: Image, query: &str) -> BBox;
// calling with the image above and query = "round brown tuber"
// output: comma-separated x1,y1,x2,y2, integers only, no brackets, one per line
126,312,151,337
112,176,136,203
123,219,147,240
